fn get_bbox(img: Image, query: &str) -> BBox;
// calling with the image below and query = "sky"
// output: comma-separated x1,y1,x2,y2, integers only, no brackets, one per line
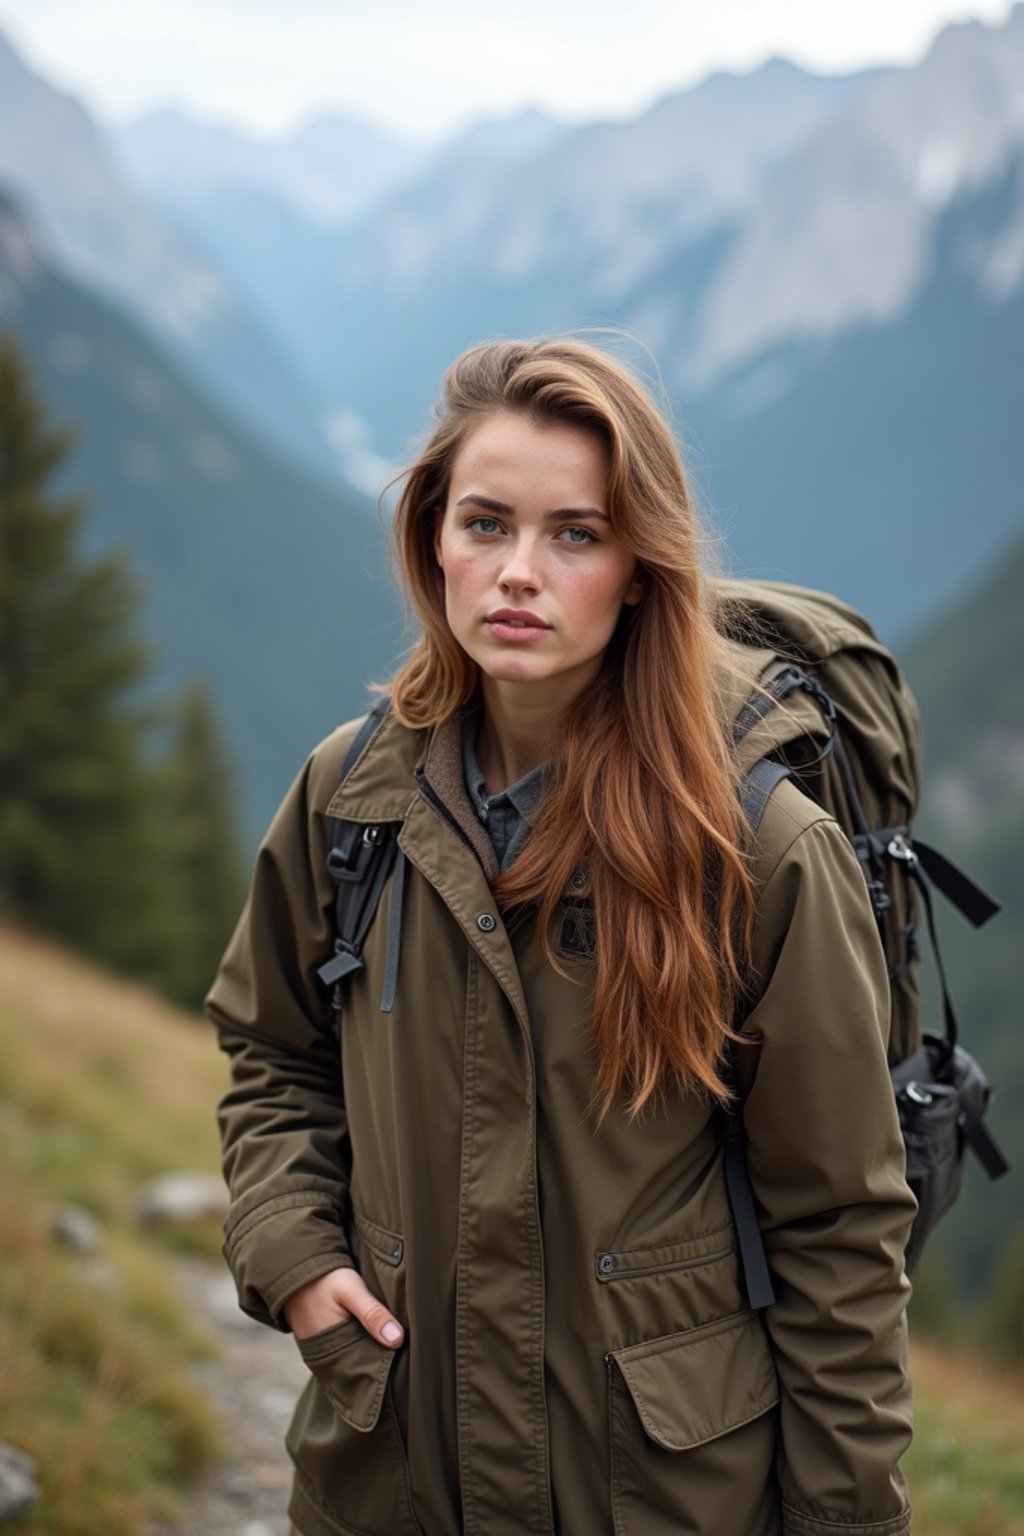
0,0,1018,146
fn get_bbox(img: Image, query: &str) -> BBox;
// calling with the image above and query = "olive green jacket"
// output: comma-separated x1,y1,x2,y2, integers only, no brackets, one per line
206,666,915,1536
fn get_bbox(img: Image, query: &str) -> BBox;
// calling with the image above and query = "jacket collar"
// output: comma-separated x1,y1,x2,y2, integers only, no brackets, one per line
326,641,827,844
325,704,499,877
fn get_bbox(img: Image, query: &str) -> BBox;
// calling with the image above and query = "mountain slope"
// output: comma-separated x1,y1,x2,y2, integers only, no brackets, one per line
683,147,1024,638
114,106,422,227
679,4,1024,388
0,191,401,842
899,527,1024,1301
0,29,341,482
298,56,861,427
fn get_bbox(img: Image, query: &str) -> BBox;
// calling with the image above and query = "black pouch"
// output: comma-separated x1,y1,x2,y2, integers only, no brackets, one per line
891,1033,1007,1273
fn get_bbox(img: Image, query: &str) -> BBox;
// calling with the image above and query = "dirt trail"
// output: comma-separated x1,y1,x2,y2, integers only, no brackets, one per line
152,1257,308,1536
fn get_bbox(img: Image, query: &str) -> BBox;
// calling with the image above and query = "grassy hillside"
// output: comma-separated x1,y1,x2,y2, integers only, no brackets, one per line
1,926,1023,1532
0,926,228,1534
908,1340,1024,1533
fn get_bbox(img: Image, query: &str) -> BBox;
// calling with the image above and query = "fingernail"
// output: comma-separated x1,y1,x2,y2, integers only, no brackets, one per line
382,1322,402,1344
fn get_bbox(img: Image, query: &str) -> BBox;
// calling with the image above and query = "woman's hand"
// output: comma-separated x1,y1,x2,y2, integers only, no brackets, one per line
283,1266,405,1347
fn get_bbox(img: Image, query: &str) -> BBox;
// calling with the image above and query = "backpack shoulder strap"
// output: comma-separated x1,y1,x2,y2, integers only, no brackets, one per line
738,757,791,829
315,697,403,1020
722,753,792,1312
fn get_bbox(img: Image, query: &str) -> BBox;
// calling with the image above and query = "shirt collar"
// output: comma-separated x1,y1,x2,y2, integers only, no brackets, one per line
461,709,549,821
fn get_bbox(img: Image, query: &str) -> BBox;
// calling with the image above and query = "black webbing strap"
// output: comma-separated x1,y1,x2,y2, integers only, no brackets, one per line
721,1104,776,1310
316,697,398,1007
739,758,791,829
726,755,795,1308
913,838,1001,928
733,664,837,757
879,834,1007,1179
317,826,398,992
964,1112,1011,1180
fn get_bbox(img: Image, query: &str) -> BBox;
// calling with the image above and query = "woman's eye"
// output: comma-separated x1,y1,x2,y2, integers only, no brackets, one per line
560,526,596,544
467,516,502,535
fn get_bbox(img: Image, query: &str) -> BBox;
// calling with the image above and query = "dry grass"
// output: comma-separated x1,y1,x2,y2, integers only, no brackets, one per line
0,926,228,1535
908,1337,1024,1535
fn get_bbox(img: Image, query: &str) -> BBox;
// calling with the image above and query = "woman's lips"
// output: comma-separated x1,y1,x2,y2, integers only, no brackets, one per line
485,615,551,642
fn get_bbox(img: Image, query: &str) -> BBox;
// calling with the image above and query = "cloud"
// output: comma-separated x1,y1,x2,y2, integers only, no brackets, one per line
0,0,1015,143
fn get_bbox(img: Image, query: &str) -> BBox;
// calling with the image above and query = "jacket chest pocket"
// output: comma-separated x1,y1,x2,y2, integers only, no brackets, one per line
606,1309,780,1536
286,1213,422,1536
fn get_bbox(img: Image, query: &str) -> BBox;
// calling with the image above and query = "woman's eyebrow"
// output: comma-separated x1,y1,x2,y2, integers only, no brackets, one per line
455,493,609,521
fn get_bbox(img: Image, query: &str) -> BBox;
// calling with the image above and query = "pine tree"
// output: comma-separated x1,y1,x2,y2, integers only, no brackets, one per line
0,334,177,983
160,681,246,1007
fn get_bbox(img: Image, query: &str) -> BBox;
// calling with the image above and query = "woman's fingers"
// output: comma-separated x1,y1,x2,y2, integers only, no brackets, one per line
283,1265,405,1348
332,1267,404,1347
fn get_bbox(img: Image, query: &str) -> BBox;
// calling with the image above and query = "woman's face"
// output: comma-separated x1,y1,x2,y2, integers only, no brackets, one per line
434,411,644,706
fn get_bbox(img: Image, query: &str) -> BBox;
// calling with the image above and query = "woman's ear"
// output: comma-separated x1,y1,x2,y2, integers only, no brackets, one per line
623,564,646,609
433,510,444,569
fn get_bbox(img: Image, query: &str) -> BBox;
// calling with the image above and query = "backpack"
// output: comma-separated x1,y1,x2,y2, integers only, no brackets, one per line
317,580,1009,1305
713,579,1008,1303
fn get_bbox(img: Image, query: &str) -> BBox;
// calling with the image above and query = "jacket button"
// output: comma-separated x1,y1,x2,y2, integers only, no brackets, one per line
598,1253,616,1274
476,913,496,932
571,871,587,892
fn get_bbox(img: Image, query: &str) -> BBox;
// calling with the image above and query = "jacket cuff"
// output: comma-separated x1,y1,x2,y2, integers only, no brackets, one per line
783,1503,911,1536
224,1188,354,1331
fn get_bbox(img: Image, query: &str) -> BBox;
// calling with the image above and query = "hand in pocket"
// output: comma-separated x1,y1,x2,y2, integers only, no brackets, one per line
283,1265,405,1347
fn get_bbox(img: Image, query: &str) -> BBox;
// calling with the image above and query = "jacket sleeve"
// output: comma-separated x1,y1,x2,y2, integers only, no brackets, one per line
204,729,357,1330
740,794,916,1536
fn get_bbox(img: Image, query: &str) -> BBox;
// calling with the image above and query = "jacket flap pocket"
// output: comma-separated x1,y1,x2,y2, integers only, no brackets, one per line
610,1308,778,1451
297,1320,398,1432
353,1208,405,1267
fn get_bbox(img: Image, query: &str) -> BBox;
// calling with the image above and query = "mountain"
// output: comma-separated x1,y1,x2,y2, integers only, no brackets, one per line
437,107,569,167
677,5,1024,390
682,144,1024,638
289,56,862,431
0,190,402,841
0,29,343,483
308,7,1024,428
114,107,423,227
899,525,1024,1303
260,9,1019,638
122,104,575,462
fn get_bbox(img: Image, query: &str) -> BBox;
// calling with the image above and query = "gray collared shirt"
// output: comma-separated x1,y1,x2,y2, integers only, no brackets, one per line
461,712,549,872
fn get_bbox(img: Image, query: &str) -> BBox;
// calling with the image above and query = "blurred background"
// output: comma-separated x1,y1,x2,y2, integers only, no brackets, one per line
0,2,1022,1531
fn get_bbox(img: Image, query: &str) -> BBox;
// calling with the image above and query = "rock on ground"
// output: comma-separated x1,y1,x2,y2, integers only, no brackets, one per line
137,1172,229,1227
0,1440,39,1523
150,1257,308,1536
50,1203,102,1255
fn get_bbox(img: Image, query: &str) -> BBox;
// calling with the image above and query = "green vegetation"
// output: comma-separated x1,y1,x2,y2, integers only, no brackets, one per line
0,926,230,1534
908,1338,1024,1535
0,333,244,1007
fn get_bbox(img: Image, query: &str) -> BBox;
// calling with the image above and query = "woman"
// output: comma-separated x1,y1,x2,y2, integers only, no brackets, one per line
206,337,915,1536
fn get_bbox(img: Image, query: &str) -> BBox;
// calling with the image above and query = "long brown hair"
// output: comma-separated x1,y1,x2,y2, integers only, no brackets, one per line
387,337,755,1118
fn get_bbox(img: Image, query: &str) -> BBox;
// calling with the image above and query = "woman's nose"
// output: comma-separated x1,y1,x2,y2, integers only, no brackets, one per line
498,535,543,593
